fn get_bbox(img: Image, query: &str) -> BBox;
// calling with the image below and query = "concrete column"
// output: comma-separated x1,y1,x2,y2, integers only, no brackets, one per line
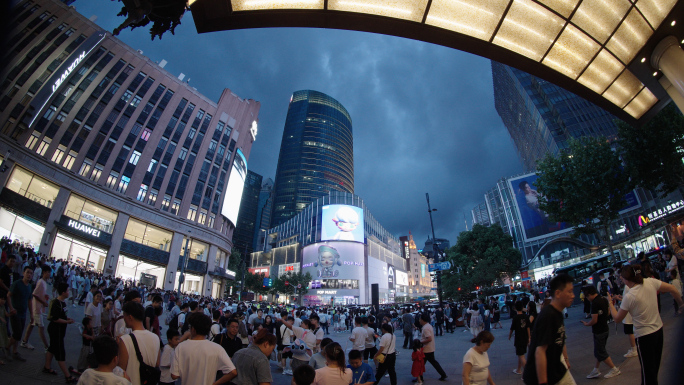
204,244,218,297
105,213,129,276
659,76,684,112
163,232,186,291
651,36,684,108
40,186,71,254
0,158,15,193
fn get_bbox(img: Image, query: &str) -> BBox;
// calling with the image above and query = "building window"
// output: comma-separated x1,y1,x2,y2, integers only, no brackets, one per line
25,131,40,150
208,214,215,228
141,128,151,141
91,164,104,181
121,90,133,103
130,95,142,107
78,160,92,177
208,140,217,151
137,184,148,201
178,147,187,160
198,209,207,225
147,158,158,173
187,128,196,140
117,175,130,193
161,195,171,211
51,145,66,164
148,189,158,205
171,199,181,215
187,205,198,221
63,150,77,170
36,137,51,156
106,171,119,189
129,151,141,165
43,106,56,120
55,111,67,122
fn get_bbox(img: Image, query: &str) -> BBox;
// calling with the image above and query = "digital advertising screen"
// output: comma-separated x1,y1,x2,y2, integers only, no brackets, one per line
221,149,247,226
321,205,364,243
396,270,409,286
302,242,364,280
508,173,571,242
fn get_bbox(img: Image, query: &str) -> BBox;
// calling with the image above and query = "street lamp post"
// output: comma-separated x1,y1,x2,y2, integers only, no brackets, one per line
425,193,443,308
177,235,191,295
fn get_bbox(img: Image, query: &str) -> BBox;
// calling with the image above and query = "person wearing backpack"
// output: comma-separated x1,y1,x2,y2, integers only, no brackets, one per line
168,303,188,335
117,302,161,385
213,318,243,358
165,298,181,326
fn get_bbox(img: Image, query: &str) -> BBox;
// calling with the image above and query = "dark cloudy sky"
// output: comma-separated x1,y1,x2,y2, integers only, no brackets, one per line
76,2,524,247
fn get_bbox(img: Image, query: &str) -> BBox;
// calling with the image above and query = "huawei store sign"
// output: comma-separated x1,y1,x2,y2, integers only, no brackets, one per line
68,219,102,238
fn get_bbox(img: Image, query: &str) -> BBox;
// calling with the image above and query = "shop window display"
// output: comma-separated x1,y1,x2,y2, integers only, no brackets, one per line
124,217,172,251
6,166,60,208
63,194,118,233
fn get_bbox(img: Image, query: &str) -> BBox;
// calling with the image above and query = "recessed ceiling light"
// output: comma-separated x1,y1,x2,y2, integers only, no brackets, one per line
672,21,677,26
653,71,658,76
641,57,646,63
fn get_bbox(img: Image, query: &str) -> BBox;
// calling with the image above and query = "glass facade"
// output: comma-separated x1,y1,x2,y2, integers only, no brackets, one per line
232,170,262,255
492,61,620,172
271,90,354,226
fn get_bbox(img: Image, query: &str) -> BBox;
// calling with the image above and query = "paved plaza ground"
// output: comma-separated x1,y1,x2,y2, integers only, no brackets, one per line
1,300,682,385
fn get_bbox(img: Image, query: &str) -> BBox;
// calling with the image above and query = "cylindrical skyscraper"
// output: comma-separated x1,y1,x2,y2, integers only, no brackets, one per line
271,90,353,226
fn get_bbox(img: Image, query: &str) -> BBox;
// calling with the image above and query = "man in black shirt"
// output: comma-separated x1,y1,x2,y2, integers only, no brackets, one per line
144,295,163,333
581,286,621,379
509,301,530,375
0,255,17,292
213,318,243,357
522,274,574,385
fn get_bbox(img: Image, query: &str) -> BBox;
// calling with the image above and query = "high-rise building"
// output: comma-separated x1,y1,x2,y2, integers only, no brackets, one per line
0,0,260,297
492,61,620,172
252,177,273,251
271,90,353,226
232,170,262,256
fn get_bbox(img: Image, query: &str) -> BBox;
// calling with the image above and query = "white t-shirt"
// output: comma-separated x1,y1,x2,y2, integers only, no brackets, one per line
292,326,316,360
621,285,633,325
669,256,680,280
421,323,436,353
160,344,176,383
32,278,49,314
280,324,293,346
620,278,664,338
314,366,353,385
209,322,222,340
350,326,367,351
85,303,103,328
462,347,490,385
85,291,94,306
121,330,160,385
76,369,131,385
378,333,396,355
171,339,236,385
364,326,376,349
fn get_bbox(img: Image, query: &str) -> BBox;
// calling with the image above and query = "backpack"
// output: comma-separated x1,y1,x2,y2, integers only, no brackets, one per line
164,308,175,325
599,280,610,296
169,311,183,333
209,321,220,340
129,333,161,385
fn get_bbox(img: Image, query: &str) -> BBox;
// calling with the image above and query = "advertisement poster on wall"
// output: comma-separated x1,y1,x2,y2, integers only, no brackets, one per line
221,149,247,226
509,172,641,242
396,270,409,286
302,242,364,280
321,205,364,243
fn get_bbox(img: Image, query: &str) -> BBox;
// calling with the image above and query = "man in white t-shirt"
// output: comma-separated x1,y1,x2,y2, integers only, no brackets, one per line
23,265,51,350
118,301,160,385
419,313,448,381
171,312,237,385
349,316,367,354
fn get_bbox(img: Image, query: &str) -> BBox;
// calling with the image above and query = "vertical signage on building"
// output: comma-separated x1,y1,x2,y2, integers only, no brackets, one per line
27,31,107,127
387,265,395,290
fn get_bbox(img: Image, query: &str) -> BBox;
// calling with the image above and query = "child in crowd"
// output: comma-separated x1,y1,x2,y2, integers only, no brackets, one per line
309,337,333,369
76,317,95,373
159,328,180,385
293,364,316,385
314,342,353,385
0,290,7,365
76,335,131,385
348,349,375,385
411,339,425,385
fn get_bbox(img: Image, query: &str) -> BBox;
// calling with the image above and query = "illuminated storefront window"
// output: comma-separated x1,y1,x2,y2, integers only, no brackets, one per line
64,194,118,233
6,166,60,208
124,217,173,251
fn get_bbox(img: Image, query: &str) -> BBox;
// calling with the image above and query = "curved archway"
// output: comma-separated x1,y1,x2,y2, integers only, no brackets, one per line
190,0,684,124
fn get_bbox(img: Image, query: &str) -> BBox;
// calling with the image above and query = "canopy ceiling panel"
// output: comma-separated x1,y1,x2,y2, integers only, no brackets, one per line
191,0,684,124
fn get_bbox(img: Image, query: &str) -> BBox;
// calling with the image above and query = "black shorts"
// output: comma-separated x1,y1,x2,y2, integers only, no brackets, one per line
515,344,527,356
593,332,610,362
47,323,66,361
9,314,26,340
363,346,377,360
624,324,634,335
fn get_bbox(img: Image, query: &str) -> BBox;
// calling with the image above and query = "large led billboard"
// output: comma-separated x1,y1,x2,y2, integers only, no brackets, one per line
396,270,409,286
302,242,364,280
221,149,247,226
509,172,641,241
321,205,364,243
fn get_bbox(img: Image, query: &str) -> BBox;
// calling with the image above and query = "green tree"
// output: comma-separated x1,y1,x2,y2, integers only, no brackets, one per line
534,137,632,251
112,0,189,40
224,248,246,293
442,224,521,299
270,271,313,297
618,103,684,198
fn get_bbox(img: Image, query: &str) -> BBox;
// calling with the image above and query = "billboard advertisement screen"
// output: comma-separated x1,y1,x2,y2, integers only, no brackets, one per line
302,242,364,280
508,173,571,241
396,270,409,286
221,149,247,226
321,205,364,243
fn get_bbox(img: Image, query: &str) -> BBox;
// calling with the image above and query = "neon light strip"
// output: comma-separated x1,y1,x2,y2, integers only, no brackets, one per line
29,32,108,128
242,0,320,7
495,37,540,57
337,1,412,15
505,18,552,41
451,0,494,17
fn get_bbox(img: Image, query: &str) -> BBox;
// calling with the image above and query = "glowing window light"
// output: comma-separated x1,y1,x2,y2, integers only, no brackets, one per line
495,37,540,57
450,0,495,16
426,16,486,35
506,18,554,41
516,0,562,24
338,1,412,15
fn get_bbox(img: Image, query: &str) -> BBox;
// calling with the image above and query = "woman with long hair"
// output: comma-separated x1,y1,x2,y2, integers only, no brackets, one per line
607,263,683,385
313,342,352,385
263,314,276,335
462,331,495,385
373,323,397,385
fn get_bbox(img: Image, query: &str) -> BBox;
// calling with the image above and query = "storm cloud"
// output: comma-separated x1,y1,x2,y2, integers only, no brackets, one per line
77,2,524,246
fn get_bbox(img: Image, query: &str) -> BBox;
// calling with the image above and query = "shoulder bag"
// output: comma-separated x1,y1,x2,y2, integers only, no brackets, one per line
129,333,161,385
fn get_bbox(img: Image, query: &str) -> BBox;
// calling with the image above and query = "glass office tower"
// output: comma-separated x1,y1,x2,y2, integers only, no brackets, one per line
271,90,354,226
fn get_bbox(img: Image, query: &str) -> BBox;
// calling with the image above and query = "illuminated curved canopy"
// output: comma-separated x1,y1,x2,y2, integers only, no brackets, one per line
190,0,684,124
